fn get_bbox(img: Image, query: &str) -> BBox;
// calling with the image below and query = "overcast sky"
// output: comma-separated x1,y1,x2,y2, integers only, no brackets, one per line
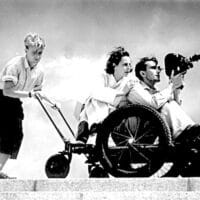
1,0,200,178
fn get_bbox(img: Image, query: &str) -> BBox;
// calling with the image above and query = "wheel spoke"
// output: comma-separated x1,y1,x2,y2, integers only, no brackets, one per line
116,146,129,164
125,125,137,141
129,145,150,162
112,130,131,139
126,117,140,139
135,129,155,143
114,139,129,146
133,143,158,148
128,148,135,165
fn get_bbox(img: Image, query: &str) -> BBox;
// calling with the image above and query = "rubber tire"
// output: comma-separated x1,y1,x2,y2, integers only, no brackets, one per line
96,104,171,177
89,165,109,178
45,153,70,178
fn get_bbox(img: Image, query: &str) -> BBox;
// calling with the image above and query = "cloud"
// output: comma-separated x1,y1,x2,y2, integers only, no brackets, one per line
42,54,106,102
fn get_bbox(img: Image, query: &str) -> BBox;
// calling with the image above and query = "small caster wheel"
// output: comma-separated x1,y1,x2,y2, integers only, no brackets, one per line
45,153,71,178
89,165,109,178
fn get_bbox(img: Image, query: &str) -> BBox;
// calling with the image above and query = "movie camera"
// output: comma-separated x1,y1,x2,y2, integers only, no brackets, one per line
165,53,200,77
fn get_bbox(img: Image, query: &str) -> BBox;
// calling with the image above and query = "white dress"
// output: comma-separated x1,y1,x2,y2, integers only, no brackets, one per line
77,72,137,129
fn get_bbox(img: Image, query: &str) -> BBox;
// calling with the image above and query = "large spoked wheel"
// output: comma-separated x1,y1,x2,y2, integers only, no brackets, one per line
97,104,171,177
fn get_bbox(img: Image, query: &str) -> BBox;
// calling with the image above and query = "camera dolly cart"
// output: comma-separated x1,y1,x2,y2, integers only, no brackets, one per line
36,91,200,178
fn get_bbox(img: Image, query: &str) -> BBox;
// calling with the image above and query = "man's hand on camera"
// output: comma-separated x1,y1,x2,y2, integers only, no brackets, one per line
170,70,185,91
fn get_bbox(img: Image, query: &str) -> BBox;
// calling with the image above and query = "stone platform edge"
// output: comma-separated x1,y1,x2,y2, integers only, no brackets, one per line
0,178,200,192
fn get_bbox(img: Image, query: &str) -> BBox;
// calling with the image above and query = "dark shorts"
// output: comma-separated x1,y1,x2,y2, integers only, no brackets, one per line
0,90,24,159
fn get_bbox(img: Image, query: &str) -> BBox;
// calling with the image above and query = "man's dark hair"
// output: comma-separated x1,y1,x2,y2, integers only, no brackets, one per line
135,57,158,80
105,46,130,74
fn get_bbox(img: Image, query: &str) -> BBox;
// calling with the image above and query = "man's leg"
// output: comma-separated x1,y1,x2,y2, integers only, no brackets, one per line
0,152,9,171
0,152,10,178
161,101,195,139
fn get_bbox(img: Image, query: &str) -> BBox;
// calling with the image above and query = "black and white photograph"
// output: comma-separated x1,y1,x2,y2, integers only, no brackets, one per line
1,0,200,199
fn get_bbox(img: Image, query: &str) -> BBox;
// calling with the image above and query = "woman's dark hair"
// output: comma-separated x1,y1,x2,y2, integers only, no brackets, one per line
135,57,158,80
105,46,130,74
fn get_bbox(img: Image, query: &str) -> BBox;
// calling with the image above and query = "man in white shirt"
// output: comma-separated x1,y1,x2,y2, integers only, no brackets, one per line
124,56,195,140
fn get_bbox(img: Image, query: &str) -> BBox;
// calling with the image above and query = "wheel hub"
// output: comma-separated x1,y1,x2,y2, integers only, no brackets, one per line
128,138,135,145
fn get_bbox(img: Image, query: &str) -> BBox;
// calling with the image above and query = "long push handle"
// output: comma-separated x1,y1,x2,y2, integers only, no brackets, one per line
44,96,76,138
57,108,76,138
35,94,70,142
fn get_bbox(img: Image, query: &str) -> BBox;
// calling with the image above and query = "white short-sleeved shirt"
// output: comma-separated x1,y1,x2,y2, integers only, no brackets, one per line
0,55,44,92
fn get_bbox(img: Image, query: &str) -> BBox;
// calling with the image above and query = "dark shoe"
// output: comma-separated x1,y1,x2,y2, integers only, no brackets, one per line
0,172,14,179
175,125,193,143
175,124,200,145
90,123,100,134
171,124,200,177
76,121,90,144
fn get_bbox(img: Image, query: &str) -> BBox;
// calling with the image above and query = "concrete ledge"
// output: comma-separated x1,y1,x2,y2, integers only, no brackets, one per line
0,180,35,192
0,178,200,192
0,192,80,200
35,178,189,192
0,192,200,200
